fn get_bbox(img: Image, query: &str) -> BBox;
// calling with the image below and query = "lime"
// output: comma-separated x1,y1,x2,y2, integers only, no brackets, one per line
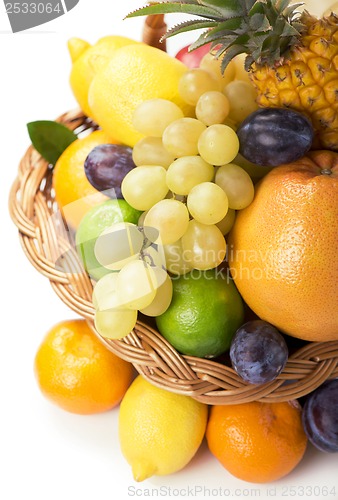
156,269,244,358
75,199,142,280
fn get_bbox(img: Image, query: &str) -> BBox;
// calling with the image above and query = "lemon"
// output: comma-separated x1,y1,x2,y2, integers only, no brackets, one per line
156,269,244,358
118,375,208,481
68,36,139,117
88,44,194,147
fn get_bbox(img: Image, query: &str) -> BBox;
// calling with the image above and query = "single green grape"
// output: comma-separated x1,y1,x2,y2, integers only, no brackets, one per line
166,156,214,195
95,308,138,340
198,124,239,166
181,220,226,270
121,165,168,211
132,98,184,136
162,118,206,157
132,136,175,169
216,208,236,235
196,91,230,126
163,240,193,276
116,260,157,310
215,163,255,210
178,68,220,105
140,269,173,317
144,199,190,245
223,80,258,123
199,53,236,88
94,222,143,271
187,182,228,225
92,272,120,311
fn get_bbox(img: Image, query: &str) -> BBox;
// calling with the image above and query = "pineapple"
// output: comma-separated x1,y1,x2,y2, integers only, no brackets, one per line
127,1,338,151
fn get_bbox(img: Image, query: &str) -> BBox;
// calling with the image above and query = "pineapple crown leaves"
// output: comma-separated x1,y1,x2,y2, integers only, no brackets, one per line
126,0,306,71
126,0,247,24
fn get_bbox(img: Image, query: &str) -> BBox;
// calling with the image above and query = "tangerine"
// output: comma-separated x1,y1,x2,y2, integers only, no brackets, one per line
206,401,307,483
34,319,133,414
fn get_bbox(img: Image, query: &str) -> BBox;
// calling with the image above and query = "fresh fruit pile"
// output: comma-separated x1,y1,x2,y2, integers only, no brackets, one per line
23,0,338,487
73,41,267,342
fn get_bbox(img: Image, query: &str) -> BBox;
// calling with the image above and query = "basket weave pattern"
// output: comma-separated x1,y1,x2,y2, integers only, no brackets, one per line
9,110,338,405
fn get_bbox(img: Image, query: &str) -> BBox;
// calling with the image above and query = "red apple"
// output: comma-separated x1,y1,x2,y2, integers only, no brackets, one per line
175,43,212,68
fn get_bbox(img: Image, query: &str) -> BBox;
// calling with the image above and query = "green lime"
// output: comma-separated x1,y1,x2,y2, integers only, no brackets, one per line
76,199,142,280
156,269,244,358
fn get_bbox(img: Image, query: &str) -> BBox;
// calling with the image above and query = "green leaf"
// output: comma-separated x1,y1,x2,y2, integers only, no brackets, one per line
27,120,77,165
208,17,245,33
189,30,215,51
244,54,255,71
276,0,292,11
290,3,305,14
211,43,227,59
198,0,245,18
126,3,224,21
280,22,300,37
291,21,306,34
164,19,217,39
248,1,266,16
263,1,279,25
221,45,246,71
249,13,271,31
203,32,238,48
244,0,257,11
248,32,271,51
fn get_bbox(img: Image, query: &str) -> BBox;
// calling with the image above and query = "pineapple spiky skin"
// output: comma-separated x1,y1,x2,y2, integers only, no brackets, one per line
251,13,338,151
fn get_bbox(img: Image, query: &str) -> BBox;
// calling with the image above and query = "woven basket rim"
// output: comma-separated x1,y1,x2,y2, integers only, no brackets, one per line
8,108,338,405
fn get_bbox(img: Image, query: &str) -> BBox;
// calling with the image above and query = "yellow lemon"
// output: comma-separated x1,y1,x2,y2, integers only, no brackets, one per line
88,44,193,147
118,375,208,481
68,36,139,117
53,130,117,228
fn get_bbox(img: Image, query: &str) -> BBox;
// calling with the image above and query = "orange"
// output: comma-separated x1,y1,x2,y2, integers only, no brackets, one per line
34,319,133,414
52,130,117,228
228,150,338,341
206,401,307,483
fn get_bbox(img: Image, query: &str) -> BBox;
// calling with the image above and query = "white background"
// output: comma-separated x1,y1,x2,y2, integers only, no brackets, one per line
1,1,338,499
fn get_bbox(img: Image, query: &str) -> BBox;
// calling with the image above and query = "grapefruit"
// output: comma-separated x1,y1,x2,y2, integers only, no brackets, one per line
228,151,338,341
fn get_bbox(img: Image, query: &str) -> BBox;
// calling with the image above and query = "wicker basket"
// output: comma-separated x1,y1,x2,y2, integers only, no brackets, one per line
9,16,338,405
